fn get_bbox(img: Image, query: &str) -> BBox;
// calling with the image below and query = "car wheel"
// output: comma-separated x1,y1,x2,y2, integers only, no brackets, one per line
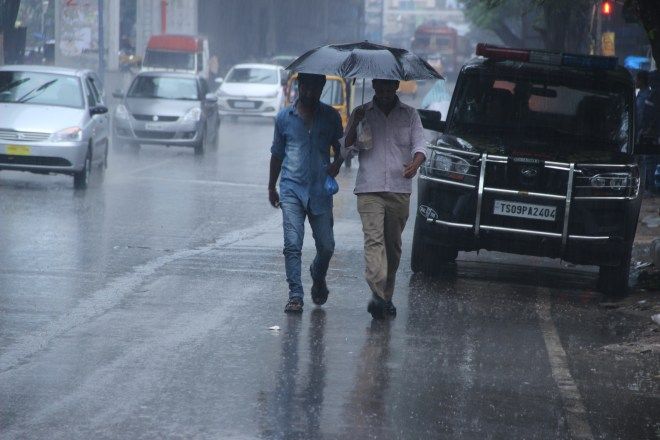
194,129,205,156
597,243,633,298
99,142,108,170
74,149,92,190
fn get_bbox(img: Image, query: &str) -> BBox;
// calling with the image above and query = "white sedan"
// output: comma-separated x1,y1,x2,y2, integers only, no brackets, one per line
216,63,285,119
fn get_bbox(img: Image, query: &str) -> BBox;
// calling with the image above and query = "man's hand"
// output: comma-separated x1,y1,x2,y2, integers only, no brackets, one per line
403,152,426,179
268,188,280,208
327,160,342,178
352,106,366,124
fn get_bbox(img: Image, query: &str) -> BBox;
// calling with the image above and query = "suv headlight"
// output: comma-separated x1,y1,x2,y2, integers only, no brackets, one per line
182,107,202,122
428,150,471,175
115,104,129,120
50,126,83,142
590,172,631,190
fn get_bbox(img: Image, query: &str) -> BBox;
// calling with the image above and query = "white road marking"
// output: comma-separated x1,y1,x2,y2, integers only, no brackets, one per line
0,213,282,374
126,156,178,175
132,175,263,188
537,290,594,440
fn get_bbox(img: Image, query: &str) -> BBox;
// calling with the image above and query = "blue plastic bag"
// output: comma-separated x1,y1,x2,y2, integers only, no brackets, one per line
324,175,339,196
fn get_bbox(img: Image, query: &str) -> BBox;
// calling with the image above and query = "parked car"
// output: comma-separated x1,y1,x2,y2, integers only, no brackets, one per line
215,63,285,119
413,44,648,297
0,65,109,189
112,71,219,155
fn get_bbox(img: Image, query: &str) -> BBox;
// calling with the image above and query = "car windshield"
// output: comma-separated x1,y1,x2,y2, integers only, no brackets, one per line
0,71,83,108
225,68,278,84
449,72,631,152
128,76,199,100
143,49,195,70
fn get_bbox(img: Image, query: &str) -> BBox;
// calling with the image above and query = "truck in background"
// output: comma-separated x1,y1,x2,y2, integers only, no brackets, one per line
141,35,209,79
411,22,465,80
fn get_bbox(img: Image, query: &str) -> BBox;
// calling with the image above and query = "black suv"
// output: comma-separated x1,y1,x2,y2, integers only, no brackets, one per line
413,44,647,297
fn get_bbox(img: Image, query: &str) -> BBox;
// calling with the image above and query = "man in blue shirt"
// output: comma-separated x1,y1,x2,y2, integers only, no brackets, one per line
268,73,344,313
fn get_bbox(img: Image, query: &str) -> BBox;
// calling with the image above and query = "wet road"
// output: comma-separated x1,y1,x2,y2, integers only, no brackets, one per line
1,115,658,439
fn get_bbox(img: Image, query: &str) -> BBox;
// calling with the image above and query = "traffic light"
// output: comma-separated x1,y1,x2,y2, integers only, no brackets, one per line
601,0,613,16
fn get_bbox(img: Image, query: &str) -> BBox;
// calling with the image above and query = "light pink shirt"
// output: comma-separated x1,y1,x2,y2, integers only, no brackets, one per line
341,98,428,194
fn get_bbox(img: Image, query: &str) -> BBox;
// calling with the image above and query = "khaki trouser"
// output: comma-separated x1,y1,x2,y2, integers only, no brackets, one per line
357,192,410,302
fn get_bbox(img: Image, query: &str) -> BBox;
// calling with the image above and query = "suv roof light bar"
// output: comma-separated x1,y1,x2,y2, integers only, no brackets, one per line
475,43,618,70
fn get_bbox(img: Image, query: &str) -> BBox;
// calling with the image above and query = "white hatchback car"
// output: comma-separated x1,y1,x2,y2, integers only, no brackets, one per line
216,63,285,119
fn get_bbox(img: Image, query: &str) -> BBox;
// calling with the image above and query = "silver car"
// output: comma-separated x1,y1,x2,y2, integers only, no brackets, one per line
113,71,219,155
0,65,110,189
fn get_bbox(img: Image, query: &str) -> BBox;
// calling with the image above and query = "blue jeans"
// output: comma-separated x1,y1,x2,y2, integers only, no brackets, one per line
280,195,335,301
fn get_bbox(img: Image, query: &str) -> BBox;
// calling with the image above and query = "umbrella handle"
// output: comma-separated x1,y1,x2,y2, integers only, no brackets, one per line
361,78,365,105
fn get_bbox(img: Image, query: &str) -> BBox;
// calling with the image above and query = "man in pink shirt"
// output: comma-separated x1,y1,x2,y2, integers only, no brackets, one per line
342,79,428,319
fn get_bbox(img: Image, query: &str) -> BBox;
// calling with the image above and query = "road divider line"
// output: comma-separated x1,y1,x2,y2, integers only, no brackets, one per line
536,290,594,440
0,213,282,374
132,175,263,188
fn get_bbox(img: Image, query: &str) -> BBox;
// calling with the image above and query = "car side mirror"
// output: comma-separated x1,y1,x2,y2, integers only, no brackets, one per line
418,109,445,132
112,89,123,99
90,105,108,116
635,137,660,155
205,93,218,103
214,77,223,85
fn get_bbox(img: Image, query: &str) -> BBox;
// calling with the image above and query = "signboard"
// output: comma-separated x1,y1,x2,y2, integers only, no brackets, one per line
601,32,615,57
55,0,99,67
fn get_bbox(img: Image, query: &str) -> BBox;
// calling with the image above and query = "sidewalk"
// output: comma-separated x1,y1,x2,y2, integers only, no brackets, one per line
636,194,660,246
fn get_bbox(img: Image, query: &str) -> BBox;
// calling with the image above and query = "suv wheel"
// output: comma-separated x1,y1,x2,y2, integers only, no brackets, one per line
411,216,458,275
74,149,91,189
597,243,633,298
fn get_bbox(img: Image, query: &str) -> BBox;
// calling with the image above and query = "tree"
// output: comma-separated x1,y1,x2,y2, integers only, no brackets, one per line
624,0,660,64
0,0,21,64
460,0,596,53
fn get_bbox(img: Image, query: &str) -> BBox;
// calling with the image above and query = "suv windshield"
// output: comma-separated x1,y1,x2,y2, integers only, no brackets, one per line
143,50,195,70
225,68,278,84
128,76,199,100
0,72,83,108
449,71,630,152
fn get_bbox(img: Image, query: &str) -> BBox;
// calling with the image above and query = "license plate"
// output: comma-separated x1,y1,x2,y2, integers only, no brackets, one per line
6,145,31,155
493,200,556,221
233,101,255,109
145,123,168,131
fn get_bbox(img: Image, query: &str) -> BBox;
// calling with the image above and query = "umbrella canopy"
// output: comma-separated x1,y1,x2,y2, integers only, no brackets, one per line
286,41,443,81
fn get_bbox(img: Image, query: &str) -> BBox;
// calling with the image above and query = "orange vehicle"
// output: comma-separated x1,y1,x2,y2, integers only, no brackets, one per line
285,73,352,128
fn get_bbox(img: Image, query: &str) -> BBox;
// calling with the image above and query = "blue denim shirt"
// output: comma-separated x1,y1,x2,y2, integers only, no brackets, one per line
271,101,343,215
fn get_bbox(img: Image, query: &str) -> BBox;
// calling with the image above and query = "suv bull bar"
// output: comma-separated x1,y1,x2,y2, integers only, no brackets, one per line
420,145,640,252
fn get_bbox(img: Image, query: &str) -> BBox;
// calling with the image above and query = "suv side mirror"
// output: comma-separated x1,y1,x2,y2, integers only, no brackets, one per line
635,137,660,155
112,89,123,99
418,109,446,132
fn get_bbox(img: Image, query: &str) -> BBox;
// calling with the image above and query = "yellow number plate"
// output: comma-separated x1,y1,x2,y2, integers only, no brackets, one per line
6,145,31,155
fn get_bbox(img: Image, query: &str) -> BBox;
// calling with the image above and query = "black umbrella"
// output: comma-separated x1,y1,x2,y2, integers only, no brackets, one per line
286,41,443,81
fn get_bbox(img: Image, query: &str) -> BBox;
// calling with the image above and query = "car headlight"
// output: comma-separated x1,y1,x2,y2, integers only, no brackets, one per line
216,89,231,98
263,91,279,98
115,104,129,120
590,172,631,191
50,126,83,142
429,151,471,175
182,107,202,122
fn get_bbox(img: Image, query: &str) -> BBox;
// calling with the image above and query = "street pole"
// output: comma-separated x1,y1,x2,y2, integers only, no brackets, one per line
98,0,105,81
